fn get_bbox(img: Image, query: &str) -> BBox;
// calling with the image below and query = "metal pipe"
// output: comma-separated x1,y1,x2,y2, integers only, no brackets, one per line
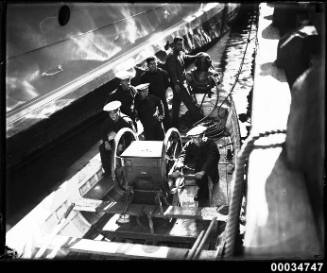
185,230,205,260
192,217,217,259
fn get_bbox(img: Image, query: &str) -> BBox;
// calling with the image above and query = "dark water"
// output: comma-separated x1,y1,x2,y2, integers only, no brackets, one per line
205,4,259,208
217,5,259,138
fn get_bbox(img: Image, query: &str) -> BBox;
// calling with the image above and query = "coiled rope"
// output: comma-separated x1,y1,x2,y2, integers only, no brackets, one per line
221,129,287,258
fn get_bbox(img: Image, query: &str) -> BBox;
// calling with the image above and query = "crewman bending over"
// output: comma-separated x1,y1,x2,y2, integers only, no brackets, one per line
134,83,165,140
172,125,220,205
99,101,133,176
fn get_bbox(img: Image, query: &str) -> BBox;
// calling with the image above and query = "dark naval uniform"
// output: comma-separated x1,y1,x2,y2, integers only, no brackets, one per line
157,61,169,73
140,68,170,128
107,85,137,119
99,116,132,175
166,51,192,87
166,51,203,126
177,137,220,203
134,94,165,140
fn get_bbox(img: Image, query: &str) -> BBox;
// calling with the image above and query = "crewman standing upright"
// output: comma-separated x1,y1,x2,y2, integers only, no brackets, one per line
140,56,171,129
134,83,165,140
166,36,203,128
155,49,169,72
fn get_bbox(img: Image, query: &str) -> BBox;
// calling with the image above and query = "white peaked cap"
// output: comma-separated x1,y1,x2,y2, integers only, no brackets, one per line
135,83,150,91
186,125,207,137
116,70,132,80
103,100,121,112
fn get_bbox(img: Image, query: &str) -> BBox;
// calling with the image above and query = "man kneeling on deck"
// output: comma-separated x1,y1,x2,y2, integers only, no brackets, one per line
99,101,134,176
172,125,220,205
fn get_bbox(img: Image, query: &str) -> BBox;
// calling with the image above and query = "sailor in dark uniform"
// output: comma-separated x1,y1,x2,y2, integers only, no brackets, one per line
140,56,171,129
172,125,220,205
134,83,165,140
166,36,203,127
107,71,137,125
155,49,169,73
99,101,133,176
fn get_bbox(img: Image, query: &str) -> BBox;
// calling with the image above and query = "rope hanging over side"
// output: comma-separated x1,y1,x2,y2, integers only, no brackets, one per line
192,82,222,127
221,129,287,258
192,18,254,129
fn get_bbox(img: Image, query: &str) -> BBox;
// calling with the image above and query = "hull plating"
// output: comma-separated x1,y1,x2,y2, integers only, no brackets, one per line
6,3,240,134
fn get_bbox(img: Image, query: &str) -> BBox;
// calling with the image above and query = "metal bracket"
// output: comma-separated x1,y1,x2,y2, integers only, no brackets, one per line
146,210,154,234
116,187,134,224
155,191,164,215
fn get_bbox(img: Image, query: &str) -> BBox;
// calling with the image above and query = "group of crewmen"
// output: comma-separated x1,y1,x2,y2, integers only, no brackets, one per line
99,36,220,203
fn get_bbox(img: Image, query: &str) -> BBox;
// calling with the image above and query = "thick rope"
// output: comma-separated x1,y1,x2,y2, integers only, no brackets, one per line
222,129,287,258
192,82,221,127
191,15,255,137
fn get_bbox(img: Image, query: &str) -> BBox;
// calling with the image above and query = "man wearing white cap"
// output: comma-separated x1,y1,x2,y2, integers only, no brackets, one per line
99,100,133,176
107,71,137,125
134,83,165,140
172,125,220,205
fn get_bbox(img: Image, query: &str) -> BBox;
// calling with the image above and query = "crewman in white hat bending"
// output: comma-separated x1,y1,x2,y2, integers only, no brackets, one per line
171,125,220,206
99,100,134,176
134,83,166,140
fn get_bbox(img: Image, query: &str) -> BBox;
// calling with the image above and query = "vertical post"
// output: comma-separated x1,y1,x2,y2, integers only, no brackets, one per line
156,192,164,215
0,1,7,258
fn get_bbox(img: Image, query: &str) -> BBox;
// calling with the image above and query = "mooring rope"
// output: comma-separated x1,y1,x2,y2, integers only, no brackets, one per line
191,14,255,136
221,129,287,258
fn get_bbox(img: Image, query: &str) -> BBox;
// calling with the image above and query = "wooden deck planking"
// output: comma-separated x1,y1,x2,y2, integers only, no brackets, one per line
73,82,236,251
101,213,206,240
74,199,228,222
101,230,197,244
67,236,217,259
33,234,217,260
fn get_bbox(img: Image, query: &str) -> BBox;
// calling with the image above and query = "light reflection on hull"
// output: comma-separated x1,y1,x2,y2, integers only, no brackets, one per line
6,3,240,134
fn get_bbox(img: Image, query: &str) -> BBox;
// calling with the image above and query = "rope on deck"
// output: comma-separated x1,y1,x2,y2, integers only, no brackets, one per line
221,129,286,258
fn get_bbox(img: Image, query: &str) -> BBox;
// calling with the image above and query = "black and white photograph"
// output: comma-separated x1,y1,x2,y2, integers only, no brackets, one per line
1,1,325,264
